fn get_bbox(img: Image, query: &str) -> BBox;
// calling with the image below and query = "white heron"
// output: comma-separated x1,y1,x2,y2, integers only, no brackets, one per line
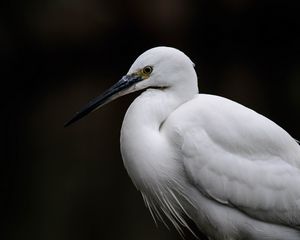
65,47,300,240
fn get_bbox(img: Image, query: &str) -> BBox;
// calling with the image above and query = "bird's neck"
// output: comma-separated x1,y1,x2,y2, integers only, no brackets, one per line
125,89,181,130
120,87,199,233
120,88,196,190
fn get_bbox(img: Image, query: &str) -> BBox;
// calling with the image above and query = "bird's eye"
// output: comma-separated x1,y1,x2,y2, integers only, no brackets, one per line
142,66,153,75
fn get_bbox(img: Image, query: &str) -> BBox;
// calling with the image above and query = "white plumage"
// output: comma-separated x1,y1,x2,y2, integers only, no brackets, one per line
66,47,300,239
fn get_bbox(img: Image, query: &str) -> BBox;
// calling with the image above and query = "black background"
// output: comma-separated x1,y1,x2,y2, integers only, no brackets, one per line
3,1,300,240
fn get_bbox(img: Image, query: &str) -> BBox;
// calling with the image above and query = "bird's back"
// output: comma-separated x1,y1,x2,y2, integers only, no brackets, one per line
162,94,300,239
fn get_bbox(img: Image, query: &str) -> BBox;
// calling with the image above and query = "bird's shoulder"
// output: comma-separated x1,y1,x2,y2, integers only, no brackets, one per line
165,93,261,129
166,93,278,131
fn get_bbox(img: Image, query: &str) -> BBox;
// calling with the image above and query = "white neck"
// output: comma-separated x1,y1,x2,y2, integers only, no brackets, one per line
120,86,197,190
120,85,199,234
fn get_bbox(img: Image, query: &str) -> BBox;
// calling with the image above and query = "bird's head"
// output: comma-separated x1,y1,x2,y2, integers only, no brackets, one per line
65,46,197,127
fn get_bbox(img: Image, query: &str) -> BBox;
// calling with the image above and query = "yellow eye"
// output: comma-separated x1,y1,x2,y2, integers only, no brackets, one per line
142,66,153,75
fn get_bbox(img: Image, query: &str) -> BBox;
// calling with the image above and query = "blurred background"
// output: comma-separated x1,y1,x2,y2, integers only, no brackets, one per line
3,0,300,239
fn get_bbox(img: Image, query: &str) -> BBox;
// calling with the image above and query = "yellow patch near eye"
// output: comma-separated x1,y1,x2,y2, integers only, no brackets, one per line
138,66,153,79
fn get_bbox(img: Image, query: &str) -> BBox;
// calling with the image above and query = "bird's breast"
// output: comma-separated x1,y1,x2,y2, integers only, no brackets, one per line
120,122,180,191
120,114,197,233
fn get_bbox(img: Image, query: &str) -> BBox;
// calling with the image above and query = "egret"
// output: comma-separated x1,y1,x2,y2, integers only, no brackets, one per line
65,47,300,240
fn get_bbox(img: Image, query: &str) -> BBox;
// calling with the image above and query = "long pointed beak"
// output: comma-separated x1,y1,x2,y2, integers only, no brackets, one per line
64,74,142,127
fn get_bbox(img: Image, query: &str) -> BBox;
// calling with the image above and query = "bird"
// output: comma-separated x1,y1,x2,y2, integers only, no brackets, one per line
65,47,300,240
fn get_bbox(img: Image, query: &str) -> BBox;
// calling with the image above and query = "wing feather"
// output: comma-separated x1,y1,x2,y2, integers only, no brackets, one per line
164,94,300,228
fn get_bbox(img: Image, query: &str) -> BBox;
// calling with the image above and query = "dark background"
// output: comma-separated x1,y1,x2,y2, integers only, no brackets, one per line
3,0,300,240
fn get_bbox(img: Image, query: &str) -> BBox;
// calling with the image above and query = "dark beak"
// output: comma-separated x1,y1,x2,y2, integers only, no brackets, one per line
64,74,142,127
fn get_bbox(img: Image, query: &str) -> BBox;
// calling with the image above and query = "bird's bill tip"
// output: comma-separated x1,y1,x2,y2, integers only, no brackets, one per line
64,116,79,128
